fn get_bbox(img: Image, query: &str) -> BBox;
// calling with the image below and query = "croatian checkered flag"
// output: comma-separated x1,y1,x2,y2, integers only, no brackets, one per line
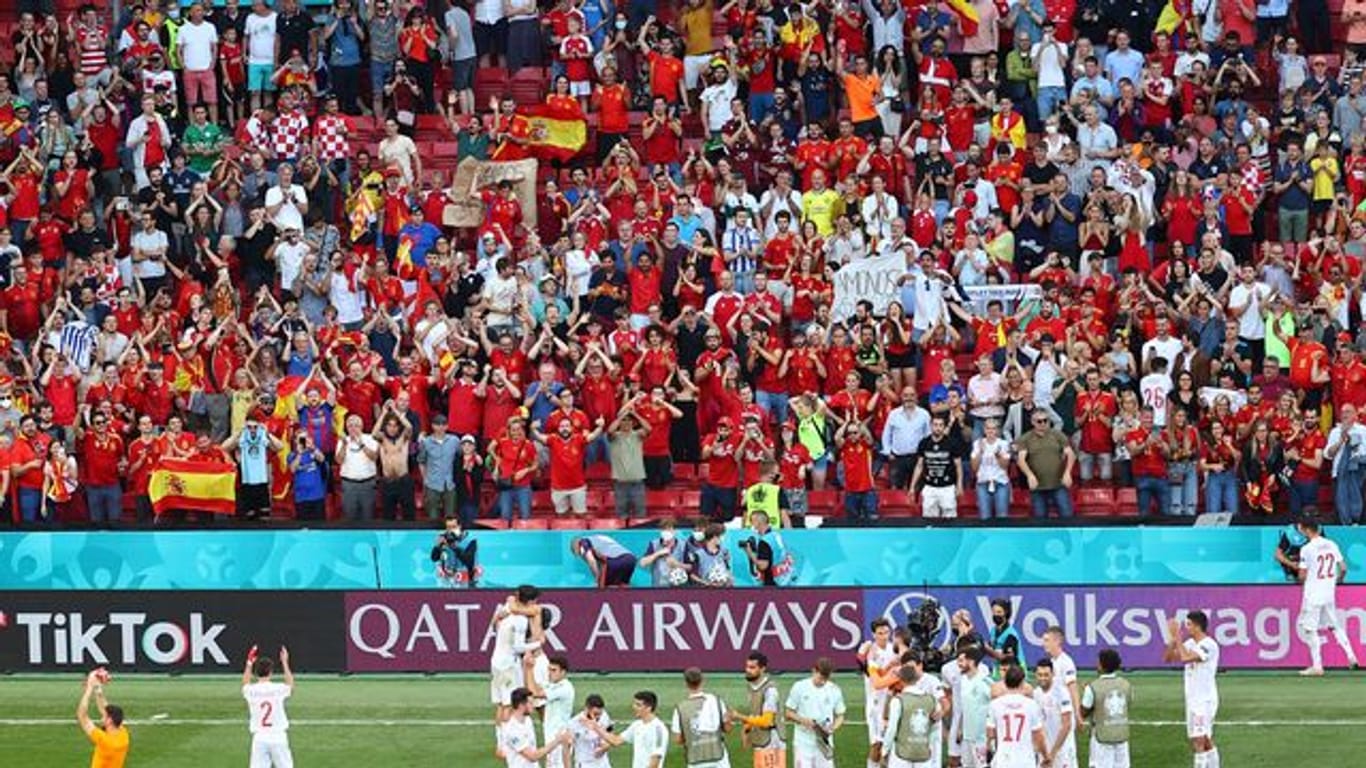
59,321,97,373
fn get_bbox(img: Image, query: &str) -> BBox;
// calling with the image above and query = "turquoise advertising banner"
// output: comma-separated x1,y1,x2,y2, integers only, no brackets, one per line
3,526,1362,590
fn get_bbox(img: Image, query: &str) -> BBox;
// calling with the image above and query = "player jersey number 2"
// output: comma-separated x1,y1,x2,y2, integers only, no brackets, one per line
259,700,274,728
1000,712,1026,742
1316,553,1338,580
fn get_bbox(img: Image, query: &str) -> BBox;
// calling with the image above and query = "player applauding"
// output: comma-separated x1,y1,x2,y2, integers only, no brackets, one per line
242,645,296,768
1164,612,1221,768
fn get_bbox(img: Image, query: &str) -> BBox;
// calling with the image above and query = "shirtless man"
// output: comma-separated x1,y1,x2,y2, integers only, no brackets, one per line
375,402,415,521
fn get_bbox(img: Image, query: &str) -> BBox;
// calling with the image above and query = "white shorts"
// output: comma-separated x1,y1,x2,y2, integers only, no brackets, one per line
1185,699,1217,739
960,740,988,768
866,698,887,743
1088,737,1131,768
794,749,835,768
250,735,294,768
552,487,587,515
921,485,959,518
1299,600,1339,633
947,715,962,758
887,750,934,768
490,665,518,705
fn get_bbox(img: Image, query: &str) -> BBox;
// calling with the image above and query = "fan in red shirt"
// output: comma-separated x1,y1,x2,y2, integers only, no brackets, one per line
701,417,742,521
490,418,538,512
1075,371,1117,473
793,126,833,190
336,360,383,430
535,415,604,516
837,423,878,519
1284,325,1331,408
1127,408,1168,515
633,387,682,487
646,39,686,105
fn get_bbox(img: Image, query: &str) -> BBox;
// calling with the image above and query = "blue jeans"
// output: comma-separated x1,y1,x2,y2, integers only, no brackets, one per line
1135,475,1170,517
748,91,775,123
756,390,789,428
976,483,1010,520
1168,462,1198,516
1288,478,1318,515
19,487,43,523
1334,469,1363,525
733,270,756,295
844,490,878,521
498,486,532,521
86,485,123,523
1037,86,1067,121
585,434,610,466
1029,487,1073,518
1204,471,1239,516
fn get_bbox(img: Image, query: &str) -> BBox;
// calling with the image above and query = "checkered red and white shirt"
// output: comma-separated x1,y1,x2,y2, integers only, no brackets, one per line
272,109,311,162
313,113,353,162
75,24,109,76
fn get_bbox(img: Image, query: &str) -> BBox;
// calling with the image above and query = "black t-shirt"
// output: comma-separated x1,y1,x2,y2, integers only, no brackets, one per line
744,536,776,586
236,221,278,279
1025,161,1059,189
916,434,963,488
276,10,317,61
137,181,179,234
63,227,112,260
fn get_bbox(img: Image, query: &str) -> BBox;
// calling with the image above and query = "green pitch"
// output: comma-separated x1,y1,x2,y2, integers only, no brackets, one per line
1,672,1359,767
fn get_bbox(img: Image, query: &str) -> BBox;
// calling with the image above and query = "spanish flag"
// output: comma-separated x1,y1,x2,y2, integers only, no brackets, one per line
272,375,309,421
520,102,587,162
149,458,237,516
1154,0,1189,36
945,0,979,38
349,186,375,242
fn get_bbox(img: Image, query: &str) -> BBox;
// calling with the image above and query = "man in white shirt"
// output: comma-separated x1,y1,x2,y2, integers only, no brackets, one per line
1031,23,1068,121
177,2,220,124
1294,519,1360,674
268,228,312,298
671,668,731,768
585,690,670,768
1041,626,1081,734
1164,611,1221,768
243,0,279,111
882,390,931,489
1138,357,1174,428
1325,403,1366,526
1141,316,1183,377
785,657,846,768
490,586,543,723
985,666,1046,768
530,655,576,768
858,619,900,768
503,688,573,768
699,64,738,138
241,645,294,768
129,210,169,297
1227,265,1272,364
567,694,613,768
1032,658,1076,768
264,164,308,232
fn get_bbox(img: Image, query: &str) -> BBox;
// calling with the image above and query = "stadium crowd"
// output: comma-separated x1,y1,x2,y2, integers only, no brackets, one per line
3,0,1366,527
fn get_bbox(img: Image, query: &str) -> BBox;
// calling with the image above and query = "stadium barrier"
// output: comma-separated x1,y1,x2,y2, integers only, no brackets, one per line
2,586,1361,673
4,526,1363,590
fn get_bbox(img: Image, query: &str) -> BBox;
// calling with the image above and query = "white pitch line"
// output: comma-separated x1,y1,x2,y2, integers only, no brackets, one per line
1,718,1364,728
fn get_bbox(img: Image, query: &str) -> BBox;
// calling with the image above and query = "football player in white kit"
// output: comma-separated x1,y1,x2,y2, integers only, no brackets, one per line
1040,627,1081,736
491,587,545,725
502,687,573,768
1031,658,1075,768
1295,519,1361,675
241,645,295,768
566,694,613,768
857,618,899,768
984,666,1046,768
1164,611,1221,768
528,654,576,768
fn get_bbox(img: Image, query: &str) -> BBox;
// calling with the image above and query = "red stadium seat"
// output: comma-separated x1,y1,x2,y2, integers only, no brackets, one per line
549,517,587,530
590,518,624,530
511,519,549,530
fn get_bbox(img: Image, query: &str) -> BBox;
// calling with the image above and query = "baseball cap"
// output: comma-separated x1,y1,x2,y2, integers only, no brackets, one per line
717,417,734,428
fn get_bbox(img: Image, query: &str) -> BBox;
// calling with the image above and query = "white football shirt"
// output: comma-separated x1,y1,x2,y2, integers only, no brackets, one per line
569,710,613,768
243,681,291,738
502,713,539,768
988,693,1043,768
542,678,576,743
1299,537,1344,605
620,717,669,768
1182,636,1220,705
490,612,533,672
1033,683,1076,759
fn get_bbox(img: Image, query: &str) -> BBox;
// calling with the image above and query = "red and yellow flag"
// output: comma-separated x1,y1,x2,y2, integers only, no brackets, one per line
520,102,587,162
149,459,237,516
945,0,979,37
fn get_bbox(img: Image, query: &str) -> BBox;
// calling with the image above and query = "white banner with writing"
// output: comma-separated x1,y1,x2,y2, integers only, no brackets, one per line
830,252,906,322
961,283,1044,314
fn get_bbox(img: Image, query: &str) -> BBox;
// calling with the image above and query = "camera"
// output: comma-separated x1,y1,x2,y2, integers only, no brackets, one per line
903,597,950,672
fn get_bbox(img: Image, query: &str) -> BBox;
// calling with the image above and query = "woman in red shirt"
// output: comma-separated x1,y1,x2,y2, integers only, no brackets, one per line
398,7,439,112
1162,170,1202,247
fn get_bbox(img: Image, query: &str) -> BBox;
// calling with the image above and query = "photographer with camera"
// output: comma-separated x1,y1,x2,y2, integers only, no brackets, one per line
288,431,328,521
1325,404,1366,525
430,515,479,588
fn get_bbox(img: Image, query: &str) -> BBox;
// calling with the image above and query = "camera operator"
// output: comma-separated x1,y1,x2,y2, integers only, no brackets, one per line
739,510,788,586
430,515,479,588
288,431,328,521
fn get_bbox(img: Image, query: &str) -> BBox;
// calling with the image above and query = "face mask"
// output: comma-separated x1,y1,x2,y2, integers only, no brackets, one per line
692,531,705,542
1045,124,1058,135
615,19,627,29
0,398,11,409
992,615,1007,627
660,530,675,543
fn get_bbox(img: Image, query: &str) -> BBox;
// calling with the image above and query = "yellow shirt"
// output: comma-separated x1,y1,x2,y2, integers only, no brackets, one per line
90,726,130,768
1311,157,1340,201
843,72,881,123
802,188,841,236
679,3,715,56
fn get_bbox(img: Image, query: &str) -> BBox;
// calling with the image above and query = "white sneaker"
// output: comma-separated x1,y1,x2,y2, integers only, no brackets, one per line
1299,667,1325,677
